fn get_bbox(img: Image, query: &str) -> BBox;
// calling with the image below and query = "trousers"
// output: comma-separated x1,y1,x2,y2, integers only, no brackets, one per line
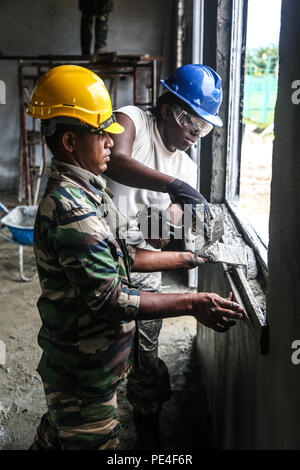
80,0,113,54
126,271,171,415
33,382,120,450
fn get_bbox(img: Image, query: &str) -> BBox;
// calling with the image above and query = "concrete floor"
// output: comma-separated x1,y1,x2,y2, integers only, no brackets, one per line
0,214,216,451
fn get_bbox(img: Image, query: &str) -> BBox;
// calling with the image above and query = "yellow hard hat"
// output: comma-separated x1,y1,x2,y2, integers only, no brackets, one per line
26,64,124,134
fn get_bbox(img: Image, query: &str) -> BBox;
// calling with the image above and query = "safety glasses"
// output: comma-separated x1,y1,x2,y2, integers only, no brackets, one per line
171,104,213,137
40,114,117,136
83,114,117,135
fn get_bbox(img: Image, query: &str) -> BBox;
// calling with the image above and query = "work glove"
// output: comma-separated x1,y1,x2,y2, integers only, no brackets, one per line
165,178,211,225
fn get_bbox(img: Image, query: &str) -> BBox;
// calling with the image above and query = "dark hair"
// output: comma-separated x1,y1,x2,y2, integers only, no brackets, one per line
151,92,195,120
44,123,86,156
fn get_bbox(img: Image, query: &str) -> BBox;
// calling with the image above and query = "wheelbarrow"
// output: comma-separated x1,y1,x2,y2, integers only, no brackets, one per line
0,202,38,282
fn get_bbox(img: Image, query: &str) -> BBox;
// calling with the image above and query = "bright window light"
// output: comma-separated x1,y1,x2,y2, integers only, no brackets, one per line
239,0,281,246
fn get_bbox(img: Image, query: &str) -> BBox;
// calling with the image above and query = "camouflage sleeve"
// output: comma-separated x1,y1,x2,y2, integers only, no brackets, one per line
47,205,140,320
126,244,137,268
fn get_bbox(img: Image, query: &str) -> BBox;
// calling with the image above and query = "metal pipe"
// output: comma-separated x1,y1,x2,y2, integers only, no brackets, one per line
33,136,47,205
151,60,157,106
18,61,32,205
190,0,205,189
133,65,138,105
17,127,24,203
176,0,184,68
188,0,205,289
192,0,204,65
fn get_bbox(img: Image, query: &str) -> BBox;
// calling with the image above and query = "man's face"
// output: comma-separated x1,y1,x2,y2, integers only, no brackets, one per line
161,102,212,152
74,131,114,175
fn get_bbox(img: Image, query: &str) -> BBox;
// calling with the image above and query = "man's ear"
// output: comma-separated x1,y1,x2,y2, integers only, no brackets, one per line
61,131,77,153
160,103,172,120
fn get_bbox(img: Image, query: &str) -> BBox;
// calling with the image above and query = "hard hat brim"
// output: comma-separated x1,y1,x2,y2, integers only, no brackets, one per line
105,121,125,134
160,80,223,127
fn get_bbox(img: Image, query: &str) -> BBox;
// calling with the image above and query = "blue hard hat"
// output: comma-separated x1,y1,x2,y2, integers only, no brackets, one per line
160,64,223,127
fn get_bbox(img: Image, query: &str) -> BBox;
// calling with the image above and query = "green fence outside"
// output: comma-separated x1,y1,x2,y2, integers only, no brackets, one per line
243,56,278,127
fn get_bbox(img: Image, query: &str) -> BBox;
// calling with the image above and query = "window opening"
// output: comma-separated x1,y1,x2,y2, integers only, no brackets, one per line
239,0,281,247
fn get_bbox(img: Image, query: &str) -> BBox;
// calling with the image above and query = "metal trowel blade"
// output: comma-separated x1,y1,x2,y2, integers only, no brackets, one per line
198,242,247,266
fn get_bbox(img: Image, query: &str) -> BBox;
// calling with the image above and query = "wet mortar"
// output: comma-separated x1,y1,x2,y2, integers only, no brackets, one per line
0,232,216,451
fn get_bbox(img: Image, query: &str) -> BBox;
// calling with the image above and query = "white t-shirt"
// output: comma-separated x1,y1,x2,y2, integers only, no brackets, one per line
105,105,198,247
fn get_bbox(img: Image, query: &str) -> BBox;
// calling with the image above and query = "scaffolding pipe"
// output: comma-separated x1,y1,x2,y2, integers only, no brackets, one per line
176,0,184,68
188,0,205,289
33,136,47,206
18,61,32,205
15,54,161,204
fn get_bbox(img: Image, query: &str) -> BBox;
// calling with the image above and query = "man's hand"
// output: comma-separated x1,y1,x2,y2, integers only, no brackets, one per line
165,178,211,223
181,251,206,268
192,292,243,332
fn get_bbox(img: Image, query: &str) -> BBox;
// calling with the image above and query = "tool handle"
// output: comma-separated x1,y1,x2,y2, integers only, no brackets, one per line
0,202,9,216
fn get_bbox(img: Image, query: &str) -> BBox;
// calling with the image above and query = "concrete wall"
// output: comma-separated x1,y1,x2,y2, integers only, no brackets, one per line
196,0,300,449
196,263,264,449
0,0,175,192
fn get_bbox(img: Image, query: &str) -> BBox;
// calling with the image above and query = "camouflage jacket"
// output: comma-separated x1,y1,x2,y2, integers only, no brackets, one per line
34,161,140,399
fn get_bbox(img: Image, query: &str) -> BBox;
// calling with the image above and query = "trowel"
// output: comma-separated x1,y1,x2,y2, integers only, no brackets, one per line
137,205,249,267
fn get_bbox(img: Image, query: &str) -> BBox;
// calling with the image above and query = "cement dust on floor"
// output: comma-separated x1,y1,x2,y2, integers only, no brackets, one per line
0,236,216,450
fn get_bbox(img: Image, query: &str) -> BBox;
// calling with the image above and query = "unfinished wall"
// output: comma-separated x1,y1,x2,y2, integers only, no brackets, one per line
0,0,175,192
262,0,300,448
197,0,232,202
197,0,300,449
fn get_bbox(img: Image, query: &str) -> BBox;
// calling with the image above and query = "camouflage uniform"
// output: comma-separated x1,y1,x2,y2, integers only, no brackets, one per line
32,160,140,450
126,270,171,415
79,0,114,54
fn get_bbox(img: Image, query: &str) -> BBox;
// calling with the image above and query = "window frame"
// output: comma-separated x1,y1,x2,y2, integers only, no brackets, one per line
225,0,269,278
221,0,270,353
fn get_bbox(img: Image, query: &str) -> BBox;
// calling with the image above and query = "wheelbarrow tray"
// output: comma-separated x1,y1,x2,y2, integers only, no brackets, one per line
1,205,37,246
